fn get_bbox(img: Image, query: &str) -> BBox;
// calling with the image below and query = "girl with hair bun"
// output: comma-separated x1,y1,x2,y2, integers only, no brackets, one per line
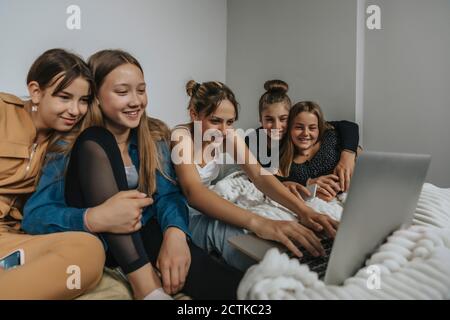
258,79,292,142
246,79,362,199
170,80,338,271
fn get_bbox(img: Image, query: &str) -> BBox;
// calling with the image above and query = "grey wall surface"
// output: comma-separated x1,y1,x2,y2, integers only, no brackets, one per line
226,0,358,130
0,0,227,127
363,0,450,187
1,0,449,186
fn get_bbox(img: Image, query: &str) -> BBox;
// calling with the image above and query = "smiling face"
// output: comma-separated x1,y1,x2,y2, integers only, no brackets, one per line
30,75,90,132
260,102,289,141
290,111,320,152
191,99,236,138
97,63,147,132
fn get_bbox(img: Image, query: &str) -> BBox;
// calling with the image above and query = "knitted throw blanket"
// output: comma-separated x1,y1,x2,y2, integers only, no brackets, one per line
211,171,450,300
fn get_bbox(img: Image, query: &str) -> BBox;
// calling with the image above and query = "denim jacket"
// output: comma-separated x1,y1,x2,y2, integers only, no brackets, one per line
22,130,190,238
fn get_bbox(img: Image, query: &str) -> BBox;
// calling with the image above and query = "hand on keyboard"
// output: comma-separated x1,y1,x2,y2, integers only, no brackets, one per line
251,216,326,258
288,235,334,279
298,207,339,238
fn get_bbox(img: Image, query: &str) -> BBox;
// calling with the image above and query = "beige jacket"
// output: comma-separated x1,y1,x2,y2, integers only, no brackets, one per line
0,92,49,232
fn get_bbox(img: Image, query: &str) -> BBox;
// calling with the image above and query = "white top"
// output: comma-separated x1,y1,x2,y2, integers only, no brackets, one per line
125,164,139,189
172,125,221,187
195,157,221,187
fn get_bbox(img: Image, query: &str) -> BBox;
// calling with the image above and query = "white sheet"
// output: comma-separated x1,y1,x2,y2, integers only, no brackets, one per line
212,170,343,221
210,172,450,300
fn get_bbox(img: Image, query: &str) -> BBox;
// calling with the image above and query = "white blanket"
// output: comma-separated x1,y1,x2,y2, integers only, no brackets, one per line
211,172,450,300
212,171,343,221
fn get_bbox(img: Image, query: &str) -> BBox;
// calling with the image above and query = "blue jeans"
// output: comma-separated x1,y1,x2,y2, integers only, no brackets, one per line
188,207,257,271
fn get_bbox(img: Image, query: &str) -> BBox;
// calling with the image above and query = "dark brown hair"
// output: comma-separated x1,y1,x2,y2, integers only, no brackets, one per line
186,80,239,120
258,80,292,120
27,48,94,103
34,49,94,165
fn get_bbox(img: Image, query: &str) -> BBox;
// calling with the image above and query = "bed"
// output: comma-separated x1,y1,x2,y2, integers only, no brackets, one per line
209,171,450,300
77,169,450,300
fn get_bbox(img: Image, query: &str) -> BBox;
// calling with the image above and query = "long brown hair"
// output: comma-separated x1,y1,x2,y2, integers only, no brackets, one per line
85,50,169,196
27,48,94,100
279,101,332,176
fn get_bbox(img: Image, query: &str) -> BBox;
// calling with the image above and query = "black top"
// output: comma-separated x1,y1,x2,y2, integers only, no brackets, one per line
245,120,359,169
277,129,341,185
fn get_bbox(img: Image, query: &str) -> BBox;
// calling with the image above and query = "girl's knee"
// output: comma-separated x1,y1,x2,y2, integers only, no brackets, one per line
71,232,104,258
60,232,105,268
64,232,105,290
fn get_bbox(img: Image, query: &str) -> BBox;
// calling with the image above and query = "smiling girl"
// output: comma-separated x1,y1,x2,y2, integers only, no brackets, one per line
246,80,361,198
0,49,104,299
171,81,338,271
23,50,242,300
278,101,355,202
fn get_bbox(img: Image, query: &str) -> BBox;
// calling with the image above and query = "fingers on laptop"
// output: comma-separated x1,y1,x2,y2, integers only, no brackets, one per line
292,225,325,256
316,215,338,238
279,234,303,258
329,217,339,229
322,219,337,238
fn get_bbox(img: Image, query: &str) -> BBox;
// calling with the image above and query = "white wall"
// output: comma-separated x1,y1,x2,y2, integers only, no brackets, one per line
226,0,358,130
363,0,450,187
2,0,449,186
226,0,450,186
0,0,227,127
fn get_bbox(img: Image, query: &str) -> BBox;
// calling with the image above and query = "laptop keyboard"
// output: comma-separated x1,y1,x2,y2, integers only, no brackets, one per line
288,236,334,279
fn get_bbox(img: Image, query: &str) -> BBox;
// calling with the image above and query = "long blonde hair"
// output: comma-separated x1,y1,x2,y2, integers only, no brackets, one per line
88,50,172,196
50,50,170,196
279,101,332,177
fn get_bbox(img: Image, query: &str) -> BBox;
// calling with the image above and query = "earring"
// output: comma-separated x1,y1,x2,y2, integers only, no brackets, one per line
31,105,38,112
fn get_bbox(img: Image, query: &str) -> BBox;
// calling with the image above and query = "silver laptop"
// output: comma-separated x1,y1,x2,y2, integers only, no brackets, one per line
228,151,431,285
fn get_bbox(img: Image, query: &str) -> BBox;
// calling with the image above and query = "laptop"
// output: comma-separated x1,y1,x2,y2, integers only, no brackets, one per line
228,151,431,285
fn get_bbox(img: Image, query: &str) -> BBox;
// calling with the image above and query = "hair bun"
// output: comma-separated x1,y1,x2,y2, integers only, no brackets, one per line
186,80,201,97
264,79,289,94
